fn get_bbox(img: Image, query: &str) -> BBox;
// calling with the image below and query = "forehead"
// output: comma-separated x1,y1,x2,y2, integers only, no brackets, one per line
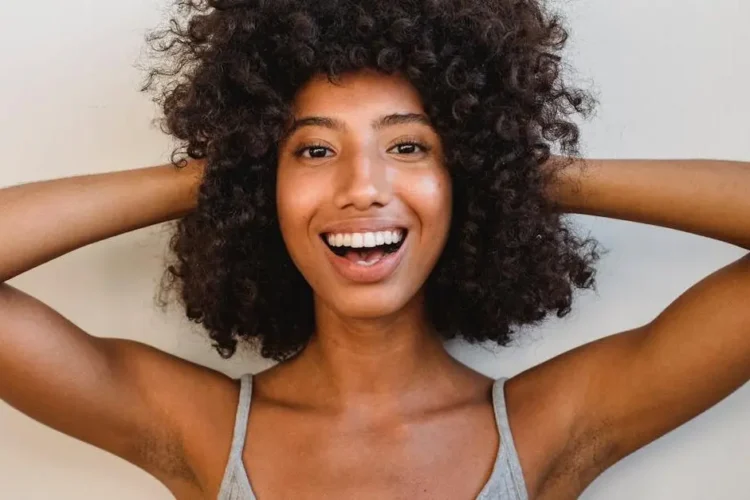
291,70,426,118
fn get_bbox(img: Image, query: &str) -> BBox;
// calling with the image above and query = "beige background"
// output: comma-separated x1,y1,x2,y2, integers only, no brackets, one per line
1,0,748,498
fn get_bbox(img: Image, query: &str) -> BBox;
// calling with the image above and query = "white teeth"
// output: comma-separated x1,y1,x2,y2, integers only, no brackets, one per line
363,232,376,248
324,229,405,248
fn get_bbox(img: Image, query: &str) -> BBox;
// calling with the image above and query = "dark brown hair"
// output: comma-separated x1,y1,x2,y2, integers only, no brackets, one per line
143,0,602,361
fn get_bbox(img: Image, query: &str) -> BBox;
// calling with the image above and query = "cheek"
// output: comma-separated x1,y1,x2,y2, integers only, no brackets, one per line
409,170,452,236
276,168,320,251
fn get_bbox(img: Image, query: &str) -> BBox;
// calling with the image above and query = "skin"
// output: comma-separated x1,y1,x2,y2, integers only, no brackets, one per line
0,69,749,500
256,71,497,498
277,70,451,325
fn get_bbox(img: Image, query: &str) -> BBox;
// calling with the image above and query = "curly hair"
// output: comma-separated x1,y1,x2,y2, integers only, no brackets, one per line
142,0,602,361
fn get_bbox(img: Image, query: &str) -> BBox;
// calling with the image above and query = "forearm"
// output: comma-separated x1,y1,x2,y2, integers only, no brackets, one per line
548,158,750,250
0,161,204,282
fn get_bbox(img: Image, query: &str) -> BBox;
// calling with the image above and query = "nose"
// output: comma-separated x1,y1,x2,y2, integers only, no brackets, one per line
333,150,393,210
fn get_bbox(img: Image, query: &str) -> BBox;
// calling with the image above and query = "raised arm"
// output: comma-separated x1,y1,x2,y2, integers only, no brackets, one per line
0,160,227,496
0,162,202,282
513,158,750,497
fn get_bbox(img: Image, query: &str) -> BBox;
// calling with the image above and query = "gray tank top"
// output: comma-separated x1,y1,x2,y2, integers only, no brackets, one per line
218,374,528,500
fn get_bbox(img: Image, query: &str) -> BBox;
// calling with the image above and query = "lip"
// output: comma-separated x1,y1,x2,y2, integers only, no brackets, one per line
322,232,408,284
318,218,408,235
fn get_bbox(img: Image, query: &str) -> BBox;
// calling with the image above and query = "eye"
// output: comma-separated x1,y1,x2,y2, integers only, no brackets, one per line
294,143,334,159
387,140,432,156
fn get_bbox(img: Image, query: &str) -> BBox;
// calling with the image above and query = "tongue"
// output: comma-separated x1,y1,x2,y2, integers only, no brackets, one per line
345,248,385,264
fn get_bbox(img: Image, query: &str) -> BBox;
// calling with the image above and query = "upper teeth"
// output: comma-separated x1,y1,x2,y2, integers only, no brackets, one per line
326,230,404,248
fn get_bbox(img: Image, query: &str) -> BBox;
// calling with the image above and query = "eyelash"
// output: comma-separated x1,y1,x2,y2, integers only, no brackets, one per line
293,140,432,159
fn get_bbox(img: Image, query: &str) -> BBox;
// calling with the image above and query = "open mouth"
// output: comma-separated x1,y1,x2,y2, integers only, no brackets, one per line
320,229,408,266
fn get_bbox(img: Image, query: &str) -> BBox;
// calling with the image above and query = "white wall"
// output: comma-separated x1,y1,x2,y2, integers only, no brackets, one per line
0,0,747,498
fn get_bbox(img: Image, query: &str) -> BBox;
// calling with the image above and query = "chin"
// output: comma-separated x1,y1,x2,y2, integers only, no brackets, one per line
324,286,418,320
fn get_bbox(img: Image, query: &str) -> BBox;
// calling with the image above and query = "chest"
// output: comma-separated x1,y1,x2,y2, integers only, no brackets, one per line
242,403,501,500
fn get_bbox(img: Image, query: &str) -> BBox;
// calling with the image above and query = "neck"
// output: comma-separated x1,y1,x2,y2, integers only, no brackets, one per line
291,292,459,406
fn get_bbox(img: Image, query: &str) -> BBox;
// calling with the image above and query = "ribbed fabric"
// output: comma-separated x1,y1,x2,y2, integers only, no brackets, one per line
218,374,528,500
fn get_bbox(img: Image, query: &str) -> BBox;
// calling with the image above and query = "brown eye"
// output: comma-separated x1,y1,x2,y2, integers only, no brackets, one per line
294,144,333,159
397,144,418,154
387,141,431,155
306,146,330,158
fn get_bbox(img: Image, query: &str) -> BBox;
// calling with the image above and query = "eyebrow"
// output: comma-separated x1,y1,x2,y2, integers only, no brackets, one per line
284,113,432,137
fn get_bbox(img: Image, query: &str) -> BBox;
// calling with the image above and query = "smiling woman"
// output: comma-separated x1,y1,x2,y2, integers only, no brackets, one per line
144,0,598,363
1,0,749,499
276,71,453,318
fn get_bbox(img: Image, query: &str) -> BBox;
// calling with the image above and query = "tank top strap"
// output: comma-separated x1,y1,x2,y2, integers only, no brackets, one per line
228,373,253,460
491,377,529,498
218,374,256,500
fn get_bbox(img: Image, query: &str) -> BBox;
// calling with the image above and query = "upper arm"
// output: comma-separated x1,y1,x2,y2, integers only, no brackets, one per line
588,253,750,459
0,283,232,495
510,252,750,496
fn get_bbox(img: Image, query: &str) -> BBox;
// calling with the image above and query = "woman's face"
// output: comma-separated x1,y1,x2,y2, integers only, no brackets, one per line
277,70,452,320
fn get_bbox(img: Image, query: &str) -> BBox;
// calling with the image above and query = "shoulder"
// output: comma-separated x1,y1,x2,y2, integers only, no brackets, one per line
109,339,243,497
176,366,243,497
503,356,615,500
